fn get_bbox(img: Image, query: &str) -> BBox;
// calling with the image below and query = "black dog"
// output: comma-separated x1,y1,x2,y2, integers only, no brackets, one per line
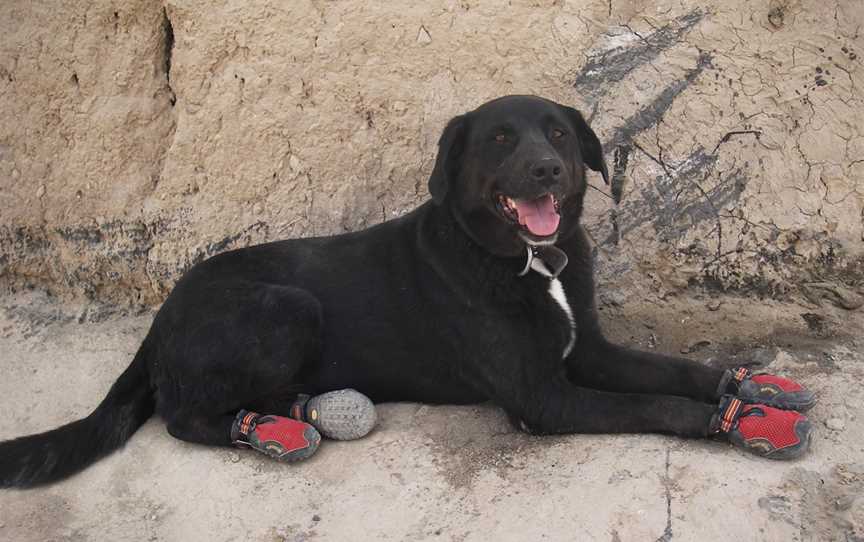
0,95,814,487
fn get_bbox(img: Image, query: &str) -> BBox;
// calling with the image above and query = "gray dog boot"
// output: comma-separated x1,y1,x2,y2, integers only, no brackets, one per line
290,389,377,441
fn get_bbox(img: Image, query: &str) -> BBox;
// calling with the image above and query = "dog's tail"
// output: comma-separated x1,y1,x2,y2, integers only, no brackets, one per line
0,345,154,488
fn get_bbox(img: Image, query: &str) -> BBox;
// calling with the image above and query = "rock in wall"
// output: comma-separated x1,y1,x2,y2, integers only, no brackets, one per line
1,0,862,308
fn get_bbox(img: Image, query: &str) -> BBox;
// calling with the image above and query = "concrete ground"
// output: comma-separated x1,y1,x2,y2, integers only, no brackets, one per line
0,290,862,541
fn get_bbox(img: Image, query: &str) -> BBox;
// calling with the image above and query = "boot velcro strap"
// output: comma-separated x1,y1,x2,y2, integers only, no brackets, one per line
235,410,260,440
719,397,744,433
732,367,751,383
290,394,311,422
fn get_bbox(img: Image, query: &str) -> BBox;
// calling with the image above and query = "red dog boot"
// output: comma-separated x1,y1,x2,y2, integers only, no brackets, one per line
712,395,812,460
231,410,321,462
719,367,816,411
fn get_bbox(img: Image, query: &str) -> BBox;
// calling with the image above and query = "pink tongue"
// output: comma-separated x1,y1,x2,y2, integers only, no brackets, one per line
514,194,560,237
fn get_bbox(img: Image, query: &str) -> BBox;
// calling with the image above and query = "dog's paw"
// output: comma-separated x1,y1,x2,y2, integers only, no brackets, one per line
721,367,816,412
712,396,812,460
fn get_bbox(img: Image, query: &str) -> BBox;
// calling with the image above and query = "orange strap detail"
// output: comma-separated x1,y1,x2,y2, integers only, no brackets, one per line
720,398,743,433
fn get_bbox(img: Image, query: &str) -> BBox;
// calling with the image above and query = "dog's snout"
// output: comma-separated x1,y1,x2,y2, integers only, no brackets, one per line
529,158,563,186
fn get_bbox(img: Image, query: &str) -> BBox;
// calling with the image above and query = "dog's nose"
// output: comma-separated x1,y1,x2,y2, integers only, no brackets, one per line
529,158,563,186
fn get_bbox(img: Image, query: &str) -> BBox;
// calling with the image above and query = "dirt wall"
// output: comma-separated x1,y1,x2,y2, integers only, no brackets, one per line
1,0,862,308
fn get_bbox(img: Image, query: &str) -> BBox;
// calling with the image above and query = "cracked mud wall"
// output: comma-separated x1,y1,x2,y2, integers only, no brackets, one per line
1,0,862,307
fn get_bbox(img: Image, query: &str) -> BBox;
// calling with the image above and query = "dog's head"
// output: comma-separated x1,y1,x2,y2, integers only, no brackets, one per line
429,95,608,257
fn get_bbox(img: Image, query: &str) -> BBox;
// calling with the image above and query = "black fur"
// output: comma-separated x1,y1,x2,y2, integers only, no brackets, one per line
0,95,725,488
0,350,152,487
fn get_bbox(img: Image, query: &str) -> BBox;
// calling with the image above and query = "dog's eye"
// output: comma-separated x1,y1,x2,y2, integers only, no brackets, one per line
551,129,566,139
494,133,507,143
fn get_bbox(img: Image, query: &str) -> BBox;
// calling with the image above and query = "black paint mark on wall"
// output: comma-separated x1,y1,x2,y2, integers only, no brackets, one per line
611,145,630,204
602,147,747,247
573,9,705,101
162,7,176,106
608,145,630,245
602,52,712,150
596,51,714,245
572,9,725,246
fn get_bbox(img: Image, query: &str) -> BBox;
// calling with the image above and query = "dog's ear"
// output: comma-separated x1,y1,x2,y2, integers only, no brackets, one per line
563,106,609,185
428,114,468,204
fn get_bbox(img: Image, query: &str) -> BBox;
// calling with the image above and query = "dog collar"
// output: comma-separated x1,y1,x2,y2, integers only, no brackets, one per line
517,245,568,279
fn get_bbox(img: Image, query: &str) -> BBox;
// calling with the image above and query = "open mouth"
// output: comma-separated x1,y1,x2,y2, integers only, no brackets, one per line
496,193,561,238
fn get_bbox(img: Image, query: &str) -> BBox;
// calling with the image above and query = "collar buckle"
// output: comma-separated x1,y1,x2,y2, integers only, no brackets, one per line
517,245,568,279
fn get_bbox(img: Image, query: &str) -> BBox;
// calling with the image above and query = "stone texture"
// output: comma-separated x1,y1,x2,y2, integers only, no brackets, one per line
1,0,862,307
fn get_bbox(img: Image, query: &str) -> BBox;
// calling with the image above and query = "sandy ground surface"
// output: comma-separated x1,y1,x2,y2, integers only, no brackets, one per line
0,290,863,542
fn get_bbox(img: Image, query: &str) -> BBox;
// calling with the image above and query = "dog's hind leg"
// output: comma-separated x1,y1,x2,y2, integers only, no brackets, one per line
165,409,321,462
165,413,237,446
152,281,323,456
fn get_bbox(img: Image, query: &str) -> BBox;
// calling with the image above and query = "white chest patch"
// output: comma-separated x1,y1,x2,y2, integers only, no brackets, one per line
548,278,576,358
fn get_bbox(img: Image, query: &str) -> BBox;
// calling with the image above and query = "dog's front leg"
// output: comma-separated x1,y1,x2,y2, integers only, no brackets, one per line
565,336,726,402
550,341,815,458
490,375,716,438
